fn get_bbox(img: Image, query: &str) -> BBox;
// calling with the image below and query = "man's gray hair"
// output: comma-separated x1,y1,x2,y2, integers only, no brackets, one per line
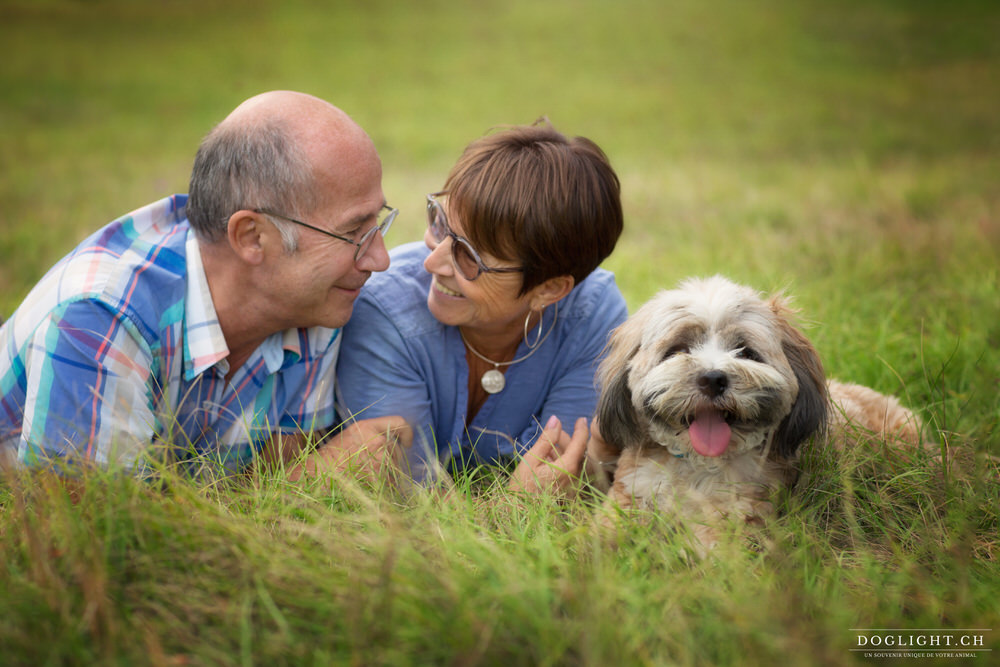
186,118,316,252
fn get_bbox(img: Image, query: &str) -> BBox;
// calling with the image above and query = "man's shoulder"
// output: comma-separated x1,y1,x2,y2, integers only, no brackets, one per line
11,196,192,344
64,194,190,287
76,195,191,313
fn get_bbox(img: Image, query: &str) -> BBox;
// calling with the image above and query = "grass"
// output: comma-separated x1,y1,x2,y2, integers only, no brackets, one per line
3,443,996,665
1,0,999,664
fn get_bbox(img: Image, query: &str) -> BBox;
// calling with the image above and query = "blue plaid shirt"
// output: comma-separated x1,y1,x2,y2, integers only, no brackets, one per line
0,195,341,473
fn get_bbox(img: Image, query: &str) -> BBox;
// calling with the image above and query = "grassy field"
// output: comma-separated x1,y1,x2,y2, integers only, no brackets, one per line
2,0,999,664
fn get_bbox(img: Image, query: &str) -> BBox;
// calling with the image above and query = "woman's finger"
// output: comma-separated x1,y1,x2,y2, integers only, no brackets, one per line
557,417,590,473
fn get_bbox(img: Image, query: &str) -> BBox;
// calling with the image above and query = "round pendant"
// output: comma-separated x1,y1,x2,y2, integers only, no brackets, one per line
481,369,506,394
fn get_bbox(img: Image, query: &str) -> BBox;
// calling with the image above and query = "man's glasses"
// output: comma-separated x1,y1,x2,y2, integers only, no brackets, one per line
255,205,397,262
426,192,523,281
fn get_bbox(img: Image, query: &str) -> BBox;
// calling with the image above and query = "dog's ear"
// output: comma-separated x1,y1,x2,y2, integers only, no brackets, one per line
595,314,645,452
770,296,828,459
595,362,639,453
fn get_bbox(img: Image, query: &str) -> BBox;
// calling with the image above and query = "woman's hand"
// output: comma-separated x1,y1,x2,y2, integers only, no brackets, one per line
508,415,589,495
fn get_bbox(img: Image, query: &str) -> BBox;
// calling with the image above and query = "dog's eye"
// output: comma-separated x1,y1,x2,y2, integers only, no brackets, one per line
736,346,762,363
663,344,688,360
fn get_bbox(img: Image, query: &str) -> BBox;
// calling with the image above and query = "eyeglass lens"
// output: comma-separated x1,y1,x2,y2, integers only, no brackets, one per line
356,207,396,260
427,197,483,280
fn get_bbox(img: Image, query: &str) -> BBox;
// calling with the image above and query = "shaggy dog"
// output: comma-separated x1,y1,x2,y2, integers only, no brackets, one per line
588,276,924,554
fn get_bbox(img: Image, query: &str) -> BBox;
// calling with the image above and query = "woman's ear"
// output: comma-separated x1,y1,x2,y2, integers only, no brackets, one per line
227,210,266,265
531,275,575,310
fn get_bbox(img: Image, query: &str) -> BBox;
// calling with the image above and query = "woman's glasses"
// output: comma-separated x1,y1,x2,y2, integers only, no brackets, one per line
426,192,523,281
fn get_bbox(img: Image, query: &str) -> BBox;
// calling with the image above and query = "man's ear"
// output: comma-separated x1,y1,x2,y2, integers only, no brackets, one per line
531,275,575,310
227,210,266,265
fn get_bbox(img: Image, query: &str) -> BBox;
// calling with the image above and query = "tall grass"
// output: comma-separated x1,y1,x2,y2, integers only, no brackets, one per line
3,441,996,665
2,0,998,664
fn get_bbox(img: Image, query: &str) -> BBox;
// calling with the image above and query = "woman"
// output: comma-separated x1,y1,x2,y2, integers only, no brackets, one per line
336,123,626,492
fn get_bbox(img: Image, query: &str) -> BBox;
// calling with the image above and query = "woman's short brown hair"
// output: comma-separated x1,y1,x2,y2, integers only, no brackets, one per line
442,122,623,295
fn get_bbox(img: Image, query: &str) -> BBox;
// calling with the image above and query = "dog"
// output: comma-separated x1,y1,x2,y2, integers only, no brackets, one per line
587,276,925,555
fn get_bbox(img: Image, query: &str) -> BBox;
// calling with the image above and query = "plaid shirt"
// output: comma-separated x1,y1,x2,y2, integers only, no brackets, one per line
0,195,340,473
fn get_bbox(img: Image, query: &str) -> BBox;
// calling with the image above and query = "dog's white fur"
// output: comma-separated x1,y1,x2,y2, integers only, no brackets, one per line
588,276,924,554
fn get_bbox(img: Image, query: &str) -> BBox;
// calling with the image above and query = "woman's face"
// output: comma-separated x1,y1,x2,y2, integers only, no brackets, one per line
422,199,534,341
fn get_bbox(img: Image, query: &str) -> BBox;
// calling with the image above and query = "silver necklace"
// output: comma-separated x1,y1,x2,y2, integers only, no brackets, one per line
460,304,558,394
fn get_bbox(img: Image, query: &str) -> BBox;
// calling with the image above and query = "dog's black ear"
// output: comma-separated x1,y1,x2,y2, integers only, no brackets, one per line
595,362,642,453
771,298,828,459
594,315,646,453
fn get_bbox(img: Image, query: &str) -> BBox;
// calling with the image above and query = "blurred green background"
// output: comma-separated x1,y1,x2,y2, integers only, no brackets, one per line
2,0,996,280
2,4,999,663
2,0,998,442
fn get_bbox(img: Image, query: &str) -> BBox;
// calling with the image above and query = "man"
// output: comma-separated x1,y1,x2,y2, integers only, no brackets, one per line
0,91,409,479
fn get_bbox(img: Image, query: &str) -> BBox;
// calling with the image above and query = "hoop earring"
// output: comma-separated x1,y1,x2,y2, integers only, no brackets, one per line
523,307,546,350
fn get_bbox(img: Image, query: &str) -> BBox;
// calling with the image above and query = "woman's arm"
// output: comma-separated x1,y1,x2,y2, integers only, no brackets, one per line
509,273,628,494
515,274,628,451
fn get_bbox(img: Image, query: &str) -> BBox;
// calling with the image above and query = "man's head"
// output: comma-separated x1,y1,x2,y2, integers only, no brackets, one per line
188,91,377,247
188,91,391,330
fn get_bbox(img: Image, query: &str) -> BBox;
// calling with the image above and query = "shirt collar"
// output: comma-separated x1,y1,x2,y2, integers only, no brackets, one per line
183,230,304,380
183,231,230,380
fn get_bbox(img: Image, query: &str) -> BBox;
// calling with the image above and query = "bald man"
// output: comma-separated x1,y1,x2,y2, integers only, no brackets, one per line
0,91,409,480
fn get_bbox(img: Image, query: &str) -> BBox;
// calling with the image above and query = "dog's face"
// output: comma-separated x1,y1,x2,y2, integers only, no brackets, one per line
596,276,827,462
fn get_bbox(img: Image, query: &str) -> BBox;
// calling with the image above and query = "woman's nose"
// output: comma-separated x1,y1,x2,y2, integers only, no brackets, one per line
423,227,454,275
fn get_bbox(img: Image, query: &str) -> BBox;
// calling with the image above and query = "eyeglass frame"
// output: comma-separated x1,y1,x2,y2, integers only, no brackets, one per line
254,205,397,262
425,192,524,281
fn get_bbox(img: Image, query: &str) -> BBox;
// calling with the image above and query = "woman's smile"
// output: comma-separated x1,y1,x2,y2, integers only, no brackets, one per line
432,278,463,298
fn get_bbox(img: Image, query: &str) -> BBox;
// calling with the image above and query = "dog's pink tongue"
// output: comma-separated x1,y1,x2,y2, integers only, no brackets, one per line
688,409,731,457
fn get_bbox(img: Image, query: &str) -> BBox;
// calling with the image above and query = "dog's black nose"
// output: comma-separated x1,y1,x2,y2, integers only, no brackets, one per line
697,370,729,397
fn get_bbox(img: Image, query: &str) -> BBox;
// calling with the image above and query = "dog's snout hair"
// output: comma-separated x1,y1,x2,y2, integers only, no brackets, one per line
697,370,728,397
